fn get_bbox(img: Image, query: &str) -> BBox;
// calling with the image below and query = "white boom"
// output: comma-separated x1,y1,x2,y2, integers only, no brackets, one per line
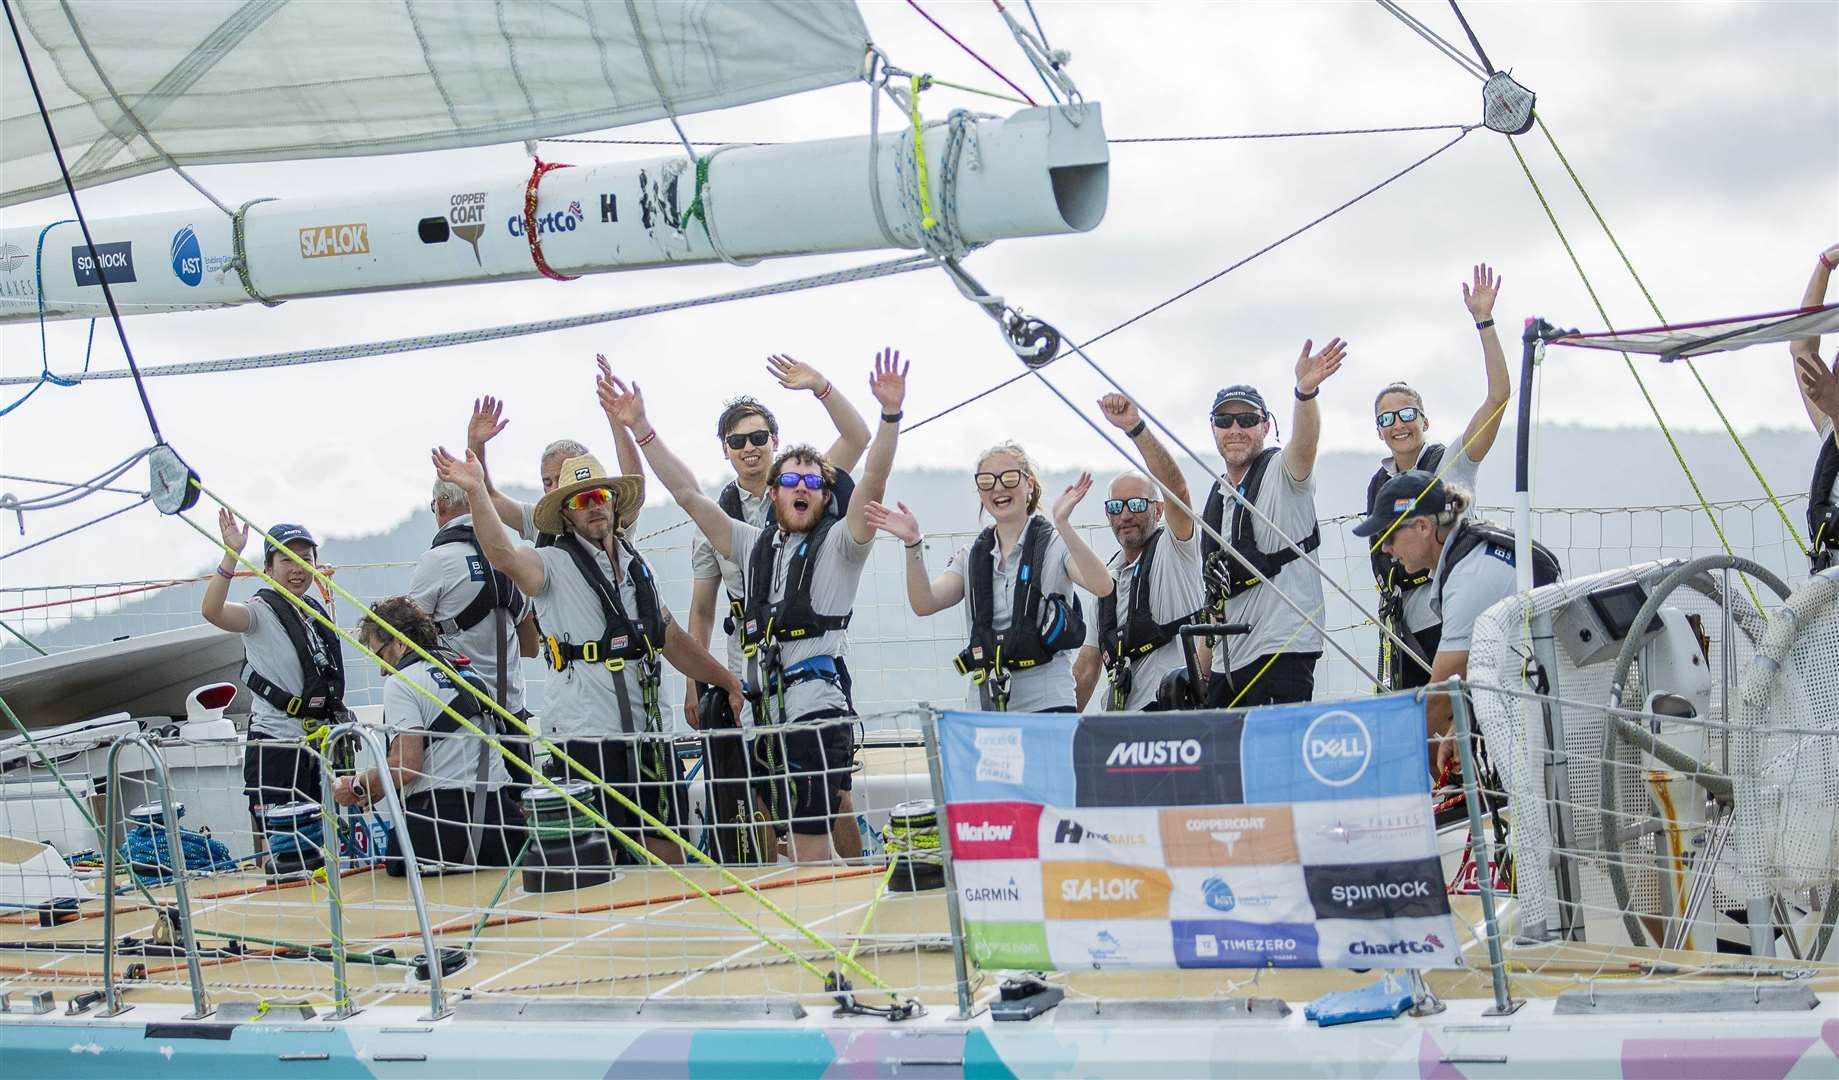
0,105,1107,324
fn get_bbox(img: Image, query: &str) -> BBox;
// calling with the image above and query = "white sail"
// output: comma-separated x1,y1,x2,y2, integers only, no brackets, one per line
0,0,870,207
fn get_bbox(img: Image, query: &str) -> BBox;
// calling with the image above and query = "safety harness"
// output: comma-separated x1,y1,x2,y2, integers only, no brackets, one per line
1366,444,1446,687
1096,528,1193,710
1201,447,1321,610
395,650,498,865
544,534,668,735
716,469,855,638
1810,436,1839,571
430,522,523,709
955,516,1084,710
1433,518,1562,612
739,518,854,725
243,588,346,726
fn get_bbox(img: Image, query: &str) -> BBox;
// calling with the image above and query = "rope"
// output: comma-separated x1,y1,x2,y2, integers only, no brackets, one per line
1373,0,1487,81
0,220,93,418
1,256,935,385
521,157,577,281
230,199,283,307
546,123,1475,147
0,495,149,562
1445,0,1497,74
903,0,1037,106
0,472,142,498
1530,114,1808,557
909,76,939,232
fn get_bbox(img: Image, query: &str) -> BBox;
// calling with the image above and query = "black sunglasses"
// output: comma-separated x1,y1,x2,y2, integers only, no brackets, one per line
1103,497,1154,515
725,430,773,450
974,469,1025,491
1376,406,1423,428
1211,411,1265,430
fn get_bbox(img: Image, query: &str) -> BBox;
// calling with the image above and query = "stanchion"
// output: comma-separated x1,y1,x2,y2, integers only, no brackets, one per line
1449,677,1523,1015
921,707,975,1019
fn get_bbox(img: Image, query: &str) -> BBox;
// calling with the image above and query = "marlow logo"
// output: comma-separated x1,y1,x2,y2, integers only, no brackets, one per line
299,223,370,259
1301,710,1372,787
955,821,1011,843
1104,738,1201,771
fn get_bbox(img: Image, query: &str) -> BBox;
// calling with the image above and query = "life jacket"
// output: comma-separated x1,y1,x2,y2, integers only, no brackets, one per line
1809,436,1839,560
1365,444,1447,603
544,535,667,672
739,517,853,661
396,650,495,735
716,469,855,635
243,588,346,721
1433,519,1561,616
429,524,520,634
954,516,1085,702
1096,528,1194,685
1202,447,1321,606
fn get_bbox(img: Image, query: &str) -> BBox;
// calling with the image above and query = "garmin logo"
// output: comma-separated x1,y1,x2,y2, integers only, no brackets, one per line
1330,880,1430,906
1302,711,1372,787
964,879,1021,903
1348,933,1445,957
955,822,1012,843
1105,739,1201,770
1060,877,1140,903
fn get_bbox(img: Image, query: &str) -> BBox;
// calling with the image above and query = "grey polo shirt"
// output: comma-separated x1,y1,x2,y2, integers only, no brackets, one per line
1213,453,1325,672
1430,522,1520,653
1823,419,1838,507
241,592,339,740
1374,446,1483,634
691,483,770,678
531,536,669,739
1086,524,1205,713
406,515,531,714
730,518,873,720
944,517,1078,712
382,660,511,799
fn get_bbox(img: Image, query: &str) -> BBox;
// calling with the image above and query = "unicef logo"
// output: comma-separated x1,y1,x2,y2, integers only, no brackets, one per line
1302,710,1372,787
170,226,202,287
1201,876,1236,913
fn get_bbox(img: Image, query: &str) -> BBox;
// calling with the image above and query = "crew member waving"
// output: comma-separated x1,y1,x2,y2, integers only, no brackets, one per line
1790,244,1839,572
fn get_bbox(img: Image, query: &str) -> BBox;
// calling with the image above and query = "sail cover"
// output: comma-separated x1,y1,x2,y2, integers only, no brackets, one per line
0,0,869,207
1551,305,1839,361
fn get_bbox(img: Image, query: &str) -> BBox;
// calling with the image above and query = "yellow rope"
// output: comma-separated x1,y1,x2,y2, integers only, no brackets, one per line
182,486,898,999
1531,115,1808,557
909,74,938,231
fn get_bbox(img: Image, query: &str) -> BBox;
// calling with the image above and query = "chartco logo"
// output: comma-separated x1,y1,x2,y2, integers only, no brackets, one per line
1347,933,1445,958
507,204,584,237
1301,710,1371,787
299,223,369,259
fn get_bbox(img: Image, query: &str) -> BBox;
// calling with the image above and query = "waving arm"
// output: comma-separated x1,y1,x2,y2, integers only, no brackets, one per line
769,354,871,473
846,349,908,545
600,374,737,560
1051,473,1115,597
1457,264,1513,461
433,447,546,595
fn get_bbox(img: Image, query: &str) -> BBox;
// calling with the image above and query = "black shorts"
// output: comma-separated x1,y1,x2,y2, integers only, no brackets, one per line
1206,652,1322,709
391,787,526,876
555,736,689,858
750,709,856,836
243,735,323,819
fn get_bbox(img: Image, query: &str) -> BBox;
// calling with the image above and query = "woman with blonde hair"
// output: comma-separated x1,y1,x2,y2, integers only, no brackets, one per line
865,442,1113,712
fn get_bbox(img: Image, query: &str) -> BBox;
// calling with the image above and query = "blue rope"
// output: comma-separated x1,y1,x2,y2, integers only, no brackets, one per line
119,822,238,883
0,219,95,419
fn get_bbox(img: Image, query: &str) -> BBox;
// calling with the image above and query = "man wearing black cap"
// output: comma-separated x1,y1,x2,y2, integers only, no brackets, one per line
1198,339,1346,707
1353,471,1556,771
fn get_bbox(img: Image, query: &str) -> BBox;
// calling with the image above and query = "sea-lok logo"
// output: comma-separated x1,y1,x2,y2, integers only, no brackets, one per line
1061,877,1140,903
299,223,369,259
1348,933,1445,958
1043,861,1171,920
955,821,1011,844
0,242,25,273
1301,710,1372,787
448,192,487,264
962,877,1021,903
1052,818,1146,846
1104,738,1201,772
1158,805,1297,867
71,242,136,286
973,727,1024,784
507,203,584,237
1201,876,1235,912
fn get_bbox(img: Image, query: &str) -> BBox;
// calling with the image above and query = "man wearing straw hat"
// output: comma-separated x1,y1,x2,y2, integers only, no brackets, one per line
432,447,741,864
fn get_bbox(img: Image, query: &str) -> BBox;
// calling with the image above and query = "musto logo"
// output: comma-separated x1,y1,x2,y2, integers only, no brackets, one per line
1104,738,1201,772
1349,933,1446,958
1301,710,1372,787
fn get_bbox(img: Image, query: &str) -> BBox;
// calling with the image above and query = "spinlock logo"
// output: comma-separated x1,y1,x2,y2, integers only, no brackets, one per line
299,223,369,259
1330,880,1430,907
71,241,136,286
955,821,1011,844
1052,819,1145,846
448,192,487,264
1060,877,1140,903
1301,710,1372,787
1348,933,1445,958
963,878,1021,903
1201,876,1235,912
1104,738,1201,771
507,204,585,237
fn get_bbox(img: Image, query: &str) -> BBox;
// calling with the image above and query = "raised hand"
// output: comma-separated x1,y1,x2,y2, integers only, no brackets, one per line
766,354,828,394
596,374,647,430
868,348,908,412
1798,352,1839,423
217,508,249,553
596,353,613,382
1097,392,1142,432
1294,337,1347,395
467,396,507,450
431,446,486,492
1462,264,1503,320
1052,472,1094,524
863,500,921,544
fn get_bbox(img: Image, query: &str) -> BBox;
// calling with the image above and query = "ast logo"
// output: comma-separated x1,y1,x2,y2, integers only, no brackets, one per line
299,223,369,259
943,802,1040,859
71,242,136,286
973,727,1025,785
1201,876,1235,912
1304,856,1450,921
169,226,229,287
1158,805,1298,866
448,192,487,264
1073,713,1244,807
1042,861,1171,920
1301,710,1372,787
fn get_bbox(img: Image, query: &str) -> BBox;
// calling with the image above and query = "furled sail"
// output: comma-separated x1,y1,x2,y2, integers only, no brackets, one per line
1551,305,1839,360
0,0,870,207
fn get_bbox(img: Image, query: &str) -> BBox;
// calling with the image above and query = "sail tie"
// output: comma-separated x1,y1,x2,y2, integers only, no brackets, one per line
522,157,577,282
230,199,284,307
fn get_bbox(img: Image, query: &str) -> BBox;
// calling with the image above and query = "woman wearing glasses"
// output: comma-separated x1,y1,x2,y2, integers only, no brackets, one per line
1364,263,1513,690
865,442,1113,712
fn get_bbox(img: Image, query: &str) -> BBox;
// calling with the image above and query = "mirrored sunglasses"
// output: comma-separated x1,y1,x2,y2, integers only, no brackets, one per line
564,488,611,511
974,469,1024,491
1376,406,1423,428
1211,411,1264,430
775,472,826,491
1104,497,1153,515
725,430,773,450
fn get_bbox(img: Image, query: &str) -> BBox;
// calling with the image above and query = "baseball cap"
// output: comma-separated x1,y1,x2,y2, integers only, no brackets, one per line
1211,384,1267,415
265,523,318,551
1351,470,1448,538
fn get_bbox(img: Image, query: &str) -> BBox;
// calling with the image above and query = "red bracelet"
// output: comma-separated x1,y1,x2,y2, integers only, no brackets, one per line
635,429,656,448
815,381,833,401
1823,251,1838,272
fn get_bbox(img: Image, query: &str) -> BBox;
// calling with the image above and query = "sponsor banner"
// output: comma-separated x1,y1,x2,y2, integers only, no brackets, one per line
1041,861,1172,921
1172,919,1318,969
1038,806,1164,867
1072,711,1244,807
1292,793,1436,865
937,712,1076,806
953,858,1043,922
1314,914,1465,970
1165,865,1312,923
1239,695,1428,804
1304,857,1451,921
299,223,370,259
71,241,136,286
1157,804,1298,867
963,919,1052,970
944,801,1042,861
1044,920,1177,972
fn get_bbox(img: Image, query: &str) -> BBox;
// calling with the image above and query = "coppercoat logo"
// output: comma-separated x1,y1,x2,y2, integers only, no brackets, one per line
299,223,369,258
1158,805,1297,866
448,193,487,264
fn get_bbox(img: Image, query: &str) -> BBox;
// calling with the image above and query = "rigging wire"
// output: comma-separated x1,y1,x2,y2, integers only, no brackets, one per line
545,122,1473,148
0,496,149,562
0,472,143,498
1373,0,1487,81
903,0,1038,106
1445,0,1497,75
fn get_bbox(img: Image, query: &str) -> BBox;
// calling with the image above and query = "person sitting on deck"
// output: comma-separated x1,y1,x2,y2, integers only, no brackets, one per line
865,441,1112,713
333,597,526,876
1790,243,1839,573
605,351,909,862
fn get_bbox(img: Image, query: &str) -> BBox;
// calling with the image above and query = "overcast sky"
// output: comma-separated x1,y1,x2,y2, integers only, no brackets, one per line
2,0,1835,595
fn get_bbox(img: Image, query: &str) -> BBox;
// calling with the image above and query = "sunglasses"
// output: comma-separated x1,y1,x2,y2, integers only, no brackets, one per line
775,472,827,491
1211,411,1265,430
564,488,611,511
725,430,773,450
974,469,1025,491
1376,406,1423,427
1103,497,1154,515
